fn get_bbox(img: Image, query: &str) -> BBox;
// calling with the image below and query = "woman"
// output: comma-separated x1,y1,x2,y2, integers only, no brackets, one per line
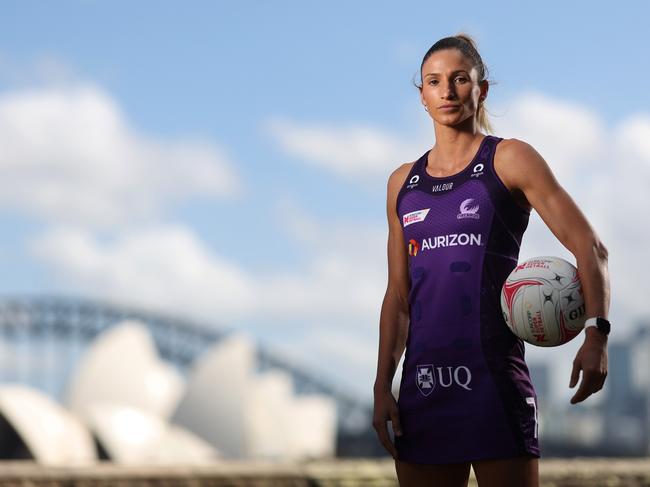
372,33,610,487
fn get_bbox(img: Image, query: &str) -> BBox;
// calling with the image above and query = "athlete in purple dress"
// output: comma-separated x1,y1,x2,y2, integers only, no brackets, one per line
373,34,610,487
393,133,539,464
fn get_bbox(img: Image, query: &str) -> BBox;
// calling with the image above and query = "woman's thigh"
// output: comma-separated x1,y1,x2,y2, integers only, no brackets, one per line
394,458,471,487
471,455,539,487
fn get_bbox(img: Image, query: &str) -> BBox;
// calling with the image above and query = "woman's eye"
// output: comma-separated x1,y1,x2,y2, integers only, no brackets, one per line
428,78,466,85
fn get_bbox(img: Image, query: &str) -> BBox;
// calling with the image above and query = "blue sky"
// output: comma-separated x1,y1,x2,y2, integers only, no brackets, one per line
1,0,649,405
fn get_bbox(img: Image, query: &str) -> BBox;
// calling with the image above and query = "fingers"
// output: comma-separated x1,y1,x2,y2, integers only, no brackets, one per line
570,373,592,404
569,360,580,388
373,392,402,459
390,408,403,437
372,417,398,458
372,400,402,458
570,369,607,404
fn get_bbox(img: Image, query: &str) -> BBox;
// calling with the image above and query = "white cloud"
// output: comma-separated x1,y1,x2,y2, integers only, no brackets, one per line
30,225,254,323
615,114,650,163
263,116,427,180
261,198,387,321
0,84,241,227
491,91,607,183
30,207,387,328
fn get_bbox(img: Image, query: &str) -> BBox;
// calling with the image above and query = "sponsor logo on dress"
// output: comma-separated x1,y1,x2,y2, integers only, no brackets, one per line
470,163,485,178
418,233,482,252
402,208,430,227
457,198,480,219
408,239,419,256
407,174,419,189
416,364,435,396
416,364,473,396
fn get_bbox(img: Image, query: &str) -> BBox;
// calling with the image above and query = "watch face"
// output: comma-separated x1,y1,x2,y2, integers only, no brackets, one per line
596,317,611,334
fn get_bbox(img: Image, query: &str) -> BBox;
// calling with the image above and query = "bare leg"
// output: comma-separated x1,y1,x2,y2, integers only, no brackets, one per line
395,458,471,487
472,455,539,487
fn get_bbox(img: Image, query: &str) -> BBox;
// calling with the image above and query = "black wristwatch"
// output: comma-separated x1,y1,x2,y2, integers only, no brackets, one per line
584,317,611,336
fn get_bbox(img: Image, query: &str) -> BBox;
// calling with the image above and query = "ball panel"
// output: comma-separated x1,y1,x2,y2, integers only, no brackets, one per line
538,284,561,346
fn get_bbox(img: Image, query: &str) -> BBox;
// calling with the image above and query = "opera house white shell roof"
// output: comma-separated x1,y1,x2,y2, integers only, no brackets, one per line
65,319,185,421
86,402,219,465
0,384,96,466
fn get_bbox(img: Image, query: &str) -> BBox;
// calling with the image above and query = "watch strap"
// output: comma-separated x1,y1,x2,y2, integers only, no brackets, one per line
584,316,610,335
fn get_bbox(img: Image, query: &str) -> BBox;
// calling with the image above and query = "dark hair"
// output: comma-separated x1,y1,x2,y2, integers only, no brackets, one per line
414,33,494,134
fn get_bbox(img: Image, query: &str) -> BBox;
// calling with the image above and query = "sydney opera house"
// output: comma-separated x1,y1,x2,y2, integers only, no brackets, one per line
0,296,370,466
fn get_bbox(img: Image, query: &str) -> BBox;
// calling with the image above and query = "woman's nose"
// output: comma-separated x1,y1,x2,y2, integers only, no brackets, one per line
442,83,456,99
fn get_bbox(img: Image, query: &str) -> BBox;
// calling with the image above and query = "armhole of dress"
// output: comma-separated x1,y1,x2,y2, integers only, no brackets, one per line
490,138,532,216
395,159,420,218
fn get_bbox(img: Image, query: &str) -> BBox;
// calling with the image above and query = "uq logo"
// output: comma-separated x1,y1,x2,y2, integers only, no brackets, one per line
416,364,473,396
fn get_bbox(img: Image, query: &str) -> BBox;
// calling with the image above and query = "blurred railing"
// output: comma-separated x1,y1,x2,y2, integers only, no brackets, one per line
1,458,650,486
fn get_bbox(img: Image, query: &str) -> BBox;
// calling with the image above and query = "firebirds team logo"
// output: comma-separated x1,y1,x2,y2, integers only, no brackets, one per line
457,198,480,219
416,364,435,396
403,208,430,227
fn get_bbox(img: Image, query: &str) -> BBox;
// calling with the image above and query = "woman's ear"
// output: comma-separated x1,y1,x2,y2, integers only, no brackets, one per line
480,79,489,101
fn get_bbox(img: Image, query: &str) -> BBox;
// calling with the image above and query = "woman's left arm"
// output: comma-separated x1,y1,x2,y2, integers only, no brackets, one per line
495,138,610,405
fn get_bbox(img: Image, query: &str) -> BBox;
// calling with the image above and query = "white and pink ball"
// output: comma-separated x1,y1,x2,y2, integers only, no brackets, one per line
500,256,586,347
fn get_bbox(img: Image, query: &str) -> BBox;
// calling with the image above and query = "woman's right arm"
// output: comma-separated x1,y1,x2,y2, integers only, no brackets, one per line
372,163,412,458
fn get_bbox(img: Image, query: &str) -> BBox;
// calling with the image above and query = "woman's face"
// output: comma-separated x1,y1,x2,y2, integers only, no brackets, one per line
419,48,486,127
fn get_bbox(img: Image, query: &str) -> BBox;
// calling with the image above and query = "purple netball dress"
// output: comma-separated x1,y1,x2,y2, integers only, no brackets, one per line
393,135,540,464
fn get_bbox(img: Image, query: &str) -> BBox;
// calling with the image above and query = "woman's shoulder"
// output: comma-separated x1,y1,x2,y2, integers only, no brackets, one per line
494,137,540,164
493,137,546,180
493,137,541,211
386,160,419,216
494,136,538,160
387,160,417,191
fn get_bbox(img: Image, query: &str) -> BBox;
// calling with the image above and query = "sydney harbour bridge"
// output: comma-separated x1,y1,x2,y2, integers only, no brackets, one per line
0,295,373,436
